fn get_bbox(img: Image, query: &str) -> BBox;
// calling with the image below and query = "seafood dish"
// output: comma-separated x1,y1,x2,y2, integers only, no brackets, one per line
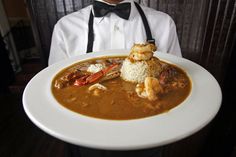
51,43,191,120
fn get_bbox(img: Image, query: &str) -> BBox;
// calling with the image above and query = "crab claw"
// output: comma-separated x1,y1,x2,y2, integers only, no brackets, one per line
74,64,118,87
74,75,89,86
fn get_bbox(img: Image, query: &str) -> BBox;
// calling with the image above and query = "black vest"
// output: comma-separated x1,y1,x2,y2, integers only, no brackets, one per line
86,2,155,53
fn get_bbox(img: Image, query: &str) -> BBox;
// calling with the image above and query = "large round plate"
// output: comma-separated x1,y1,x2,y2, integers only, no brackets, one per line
23,50,222,150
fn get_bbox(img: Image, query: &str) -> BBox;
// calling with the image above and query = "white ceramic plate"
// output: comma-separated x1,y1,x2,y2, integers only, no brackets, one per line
23,50,222,150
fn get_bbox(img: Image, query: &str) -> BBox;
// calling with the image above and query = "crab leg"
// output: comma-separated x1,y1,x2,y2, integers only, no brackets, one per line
74,64,118,87
74,75,90,86
86,64,118,83
85,71,104,84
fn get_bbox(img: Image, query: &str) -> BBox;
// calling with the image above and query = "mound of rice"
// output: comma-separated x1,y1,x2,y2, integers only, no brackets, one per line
120,57,162,83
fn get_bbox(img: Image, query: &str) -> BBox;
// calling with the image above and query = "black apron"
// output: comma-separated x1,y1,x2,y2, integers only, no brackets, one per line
86,2,155,53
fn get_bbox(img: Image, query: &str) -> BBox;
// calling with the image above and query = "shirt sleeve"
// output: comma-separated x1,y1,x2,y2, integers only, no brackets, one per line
48,24,68,66
167,19,182,57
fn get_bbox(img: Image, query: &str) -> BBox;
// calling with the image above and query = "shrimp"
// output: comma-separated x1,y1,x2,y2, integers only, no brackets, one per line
88,83,107,91
135,83,147,98
129,43,157,61
135,77,162,101
88,83,107,96
144,77,162,101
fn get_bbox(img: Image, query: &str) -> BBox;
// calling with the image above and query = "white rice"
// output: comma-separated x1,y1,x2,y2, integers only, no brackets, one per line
120,59,147,83
87,63,105,73
120,57,162,83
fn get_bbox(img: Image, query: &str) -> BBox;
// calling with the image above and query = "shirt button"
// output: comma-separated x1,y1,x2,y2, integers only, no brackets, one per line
114,25,119,31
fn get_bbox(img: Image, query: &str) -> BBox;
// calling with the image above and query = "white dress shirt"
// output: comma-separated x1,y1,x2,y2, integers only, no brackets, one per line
49,0,181,65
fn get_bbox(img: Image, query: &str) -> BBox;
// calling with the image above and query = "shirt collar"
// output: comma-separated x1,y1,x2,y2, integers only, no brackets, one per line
92,0,138,21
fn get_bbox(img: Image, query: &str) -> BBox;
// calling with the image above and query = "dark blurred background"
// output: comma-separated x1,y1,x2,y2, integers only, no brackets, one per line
0,0,235,157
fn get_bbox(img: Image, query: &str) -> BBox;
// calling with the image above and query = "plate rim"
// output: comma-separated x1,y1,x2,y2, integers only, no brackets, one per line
23,50,222,150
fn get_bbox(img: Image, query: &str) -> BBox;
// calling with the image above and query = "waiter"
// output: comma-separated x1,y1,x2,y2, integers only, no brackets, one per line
49,1,181,156
49,0,182,65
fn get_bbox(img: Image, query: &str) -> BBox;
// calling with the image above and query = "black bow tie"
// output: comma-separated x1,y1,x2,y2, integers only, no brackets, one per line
93,1,131,20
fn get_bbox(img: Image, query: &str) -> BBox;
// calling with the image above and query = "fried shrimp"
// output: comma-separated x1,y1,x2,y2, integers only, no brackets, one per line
129,43,157,61
136,77,162,101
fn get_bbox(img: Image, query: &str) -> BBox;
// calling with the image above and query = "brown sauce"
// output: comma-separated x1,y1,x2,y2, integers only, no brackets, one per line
51,56,191,120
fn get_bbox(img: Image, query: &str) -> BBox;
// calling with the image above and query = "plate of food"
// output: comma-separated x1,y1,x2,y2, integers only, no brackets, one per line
23,43,222,150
